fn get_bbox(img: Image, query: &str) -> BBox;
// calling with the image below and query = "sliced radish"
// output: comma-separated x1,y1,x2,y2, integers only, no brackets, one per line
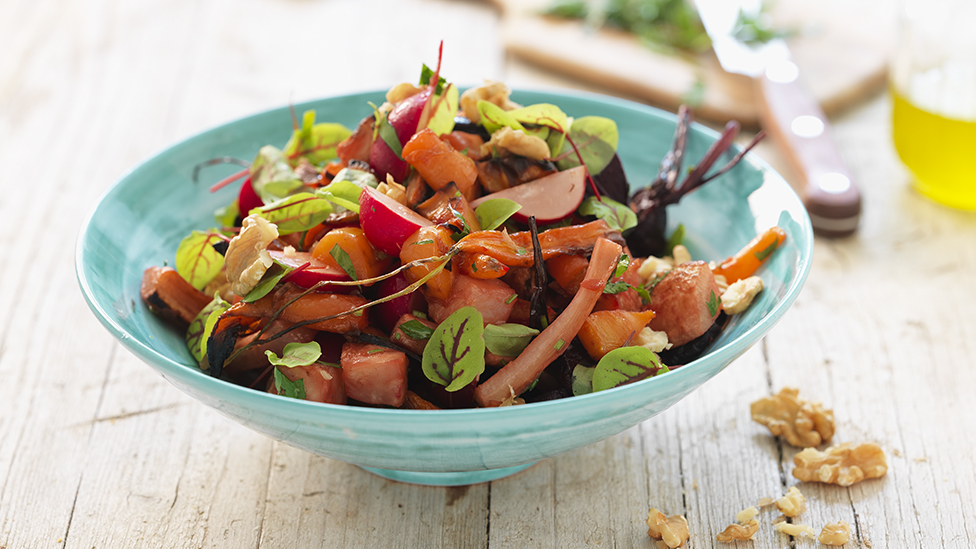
369,89,430,182
470,165,587,224
268,250,351,291
372,272,427,334
238,177,263,216
358,185,432,256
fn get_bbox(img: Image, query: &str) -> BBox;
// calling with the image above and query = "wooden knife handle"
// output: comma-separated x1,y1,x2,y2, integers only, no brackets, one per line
754,64,861,237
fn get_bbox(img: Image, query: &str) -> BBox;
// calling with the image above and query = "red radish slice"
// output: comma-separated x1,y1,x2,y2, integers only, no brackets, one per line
358,186,432,256
369,89,430,182
238,177,263,216
268,250,351,291
372,272,427,334
470,166,587,224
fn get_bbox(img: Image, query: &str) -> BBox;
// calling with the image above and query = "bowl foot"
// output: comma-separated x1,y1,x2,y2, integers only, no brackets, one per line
359,462,537,486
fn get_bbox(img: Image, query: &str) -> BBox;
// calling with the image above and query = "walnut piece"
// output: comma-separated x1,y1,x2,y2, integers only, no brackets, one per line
793,442,888,486
481,126,550,160
721,275,764,314
751,387,835,447
646,508,689,548
638,255,673,282
377,175,407,204
735,506,759,523
775,486,806,517
460,80,520,123
225,214,278,297
774,521,816,539
819,521,852,546
671,244,692,265
757,496,775,508
716,519,758,542
635,327,672,353
385,82,425,104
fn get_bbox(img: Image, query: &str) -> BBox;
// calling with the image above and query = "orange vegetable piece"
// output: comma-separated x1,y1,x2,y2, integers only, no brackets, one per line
455,252,509,279
578,310,656,361
712,226,787,284
402,128,478,193
399,225,456,301
311,227,389,283
546,253,589,296
442,131,486,160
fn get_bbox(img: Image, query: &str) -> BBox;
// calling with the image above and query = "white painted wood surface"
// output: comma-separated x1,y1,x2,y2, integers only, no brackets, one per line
1,0,973,547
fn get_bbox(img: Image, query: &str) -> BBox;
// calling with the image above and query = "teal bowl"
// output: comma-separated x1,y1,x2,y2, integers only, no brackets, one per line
77,90,812,485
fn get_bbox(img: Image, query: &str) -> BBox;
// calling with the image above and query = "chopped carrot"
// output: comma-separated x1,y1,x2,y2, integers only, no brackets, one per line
141,266,213,325
546,253,589,295
712,226,787,283
402,128,478,193
578,310,656,361
455,252,510,279
442,131,486,160
311,227,390,282
400,225,456,301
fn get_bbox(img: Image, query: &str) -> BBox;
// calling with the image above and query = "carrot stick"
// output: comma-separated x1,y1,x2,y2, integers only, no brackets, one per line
711,226,787,284
474,237,621,407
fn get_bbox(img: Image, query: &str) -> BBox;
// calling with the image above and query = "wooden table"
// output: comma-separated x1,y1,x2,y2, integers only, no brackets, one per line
2,0,974,547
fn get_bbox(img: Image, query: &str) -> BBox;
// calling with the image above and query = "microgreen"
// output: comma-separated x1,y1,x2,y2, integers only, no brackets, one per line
265,341,323,368
614,254,631,278
376,113,403,158
754,239,778,262
550,116,619,176
243,263,291,303
474,198,522,231
399,319,435,341
175,230,226,290
249,145,303,202
329,244,358,281
422,306,486,392
578,195,637,232
186,294,230,362
251,192,332,234
592,346,669,392
706,290,720,317
665,224,685,256
483,323,539,358
273,368,306,400
571,363,596,396
282,110,352,165
419,63,447,94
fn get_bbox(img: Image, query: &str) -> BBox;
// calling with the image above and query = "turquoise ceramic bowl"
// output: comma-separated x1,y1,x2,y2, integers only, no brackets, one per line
77,90,812,486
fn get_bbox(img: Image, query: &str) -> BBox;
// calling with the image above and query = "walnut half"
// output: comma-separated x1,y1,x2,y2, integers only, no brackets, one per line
793,442,888,486
646,508,689,548
819,521,852,546
751,387,835,448
716,519,759,542
775,486,806,518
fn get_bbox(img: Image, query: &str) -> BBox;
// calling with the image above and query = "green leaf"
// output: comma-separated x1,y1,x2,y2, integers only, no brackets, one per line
329,244,358,281
478,100,526,134
214,200,239,228
592,346,669,392
273,368,307,400
614,253,631,278
571,363,595,396
399,319,435,340
578,196,637,233
317,174,370,213
553,116,619,175
422,306,486,392
483,323,540,357
665,224,685,256
508,103,570,134
474,198,522,231
175,230,226,290
242,262,290,303
250,192,332,234
186,294,231,362
249,145,303,202
282,110,352,165
376,113,403,158
266,341,322,368
603,281,631,295
706,290,720,317
419,64,446,94
425,84,459,136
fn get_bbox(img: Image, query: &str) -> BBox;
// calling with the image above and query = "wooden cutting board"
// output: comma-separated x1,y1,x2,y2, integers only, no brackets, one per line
492,0,890,126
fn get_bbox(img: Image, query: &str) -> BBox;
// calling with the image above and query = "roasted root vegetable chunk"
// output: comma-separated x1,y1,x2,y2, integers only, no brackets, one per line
400,225,456,301
224,319,317,374
141,266,213,325
268,363,346,405
578,310,656,361
647,261,722,346
402,128,478,193
428,275,518,325
712,226,786,284
340,342,408,407
311,226,390,283
593,258,643,312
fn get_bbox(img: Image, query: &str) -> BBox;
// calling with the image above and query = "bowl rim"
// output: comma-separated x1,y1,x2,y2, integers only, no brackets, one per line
76,87,813,423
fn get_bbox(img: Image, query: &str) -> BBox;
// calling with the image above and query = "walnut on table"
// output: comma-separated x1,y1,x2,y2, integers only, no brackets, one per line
646,508,689,548
716,519,759,542
774,521,817,539
751,387,835,448
793,442,888,486
775,486,806,517
819,521,852,546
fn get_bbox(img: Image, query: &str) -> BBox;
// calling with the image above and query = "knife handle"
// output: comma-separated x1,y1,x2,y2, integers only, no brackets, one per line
754,64,861,237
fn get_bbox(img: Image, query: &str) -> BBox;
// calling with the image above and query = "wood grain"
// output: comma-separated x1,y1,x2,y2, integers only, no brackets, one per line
1,0,974,548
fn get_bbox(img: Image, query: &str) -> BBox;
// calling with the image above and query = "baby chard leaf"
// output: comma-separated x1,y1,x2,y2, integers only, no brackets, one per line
251,192,332,234
186,294,231,363
578,196,637,233
422,306,486,392
282,110,352,165
474,198,522,231
175,230,226,290
266,341,323,368
250,145,303,202
426,84,459,136
478,100,526,134
508,103,569,134
483,323,540,358
592,346,669,392
571,363,596,396
273,368,306,400
553,116,619,175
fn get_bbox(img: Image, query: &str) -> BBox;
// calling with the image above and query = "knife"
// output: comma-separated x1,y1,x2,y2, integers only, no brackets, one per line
694,0,861,237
